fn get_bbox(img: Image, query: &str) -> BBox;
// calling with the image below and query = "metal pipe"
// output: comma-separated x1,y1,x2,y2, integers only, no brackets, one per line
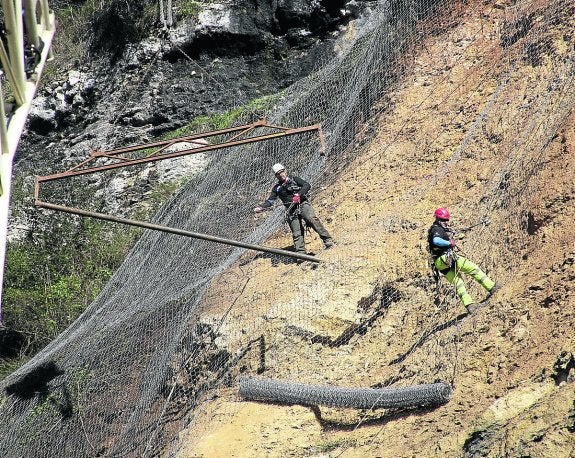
0,30,25,105
34,200,322,263
36,125,323,182
0,73,9,157
40,0,51,31
23,0,40,48
3,0,27,91
39,0,54,59
91,119,268,156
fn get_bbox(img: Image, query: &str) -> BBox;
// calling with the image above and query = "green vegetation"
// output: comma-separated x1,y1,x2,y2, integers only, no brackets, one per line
149,180,184,204
177,0,203,20
46,4,93,76
29,391,60,420
1,215,140,378
1,95,279,380
163,95,278,140
23,366,91,437
0,357,30,381
47,0,158,80
67,365,92,412
176,0,222,20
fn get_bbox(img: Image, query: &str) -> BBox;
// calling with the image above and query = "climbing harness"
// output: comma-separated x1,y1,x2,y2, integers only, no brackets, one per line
444,247,458,269
284,202,307,235
429,245,460,305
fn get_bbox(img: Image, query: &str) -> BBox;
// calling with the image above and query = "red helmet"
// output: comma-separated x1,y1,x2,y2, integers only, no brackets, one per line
434,208,450,220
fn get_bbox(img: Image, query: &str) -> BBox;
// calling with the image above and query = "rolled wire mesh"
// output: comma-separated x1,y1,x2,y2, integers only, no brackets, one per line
239,376,452,409
0,0,574,456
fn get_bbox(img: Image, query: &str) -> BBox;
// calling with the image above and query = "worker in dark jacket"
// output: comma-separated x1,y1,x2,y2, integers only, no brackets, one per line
254,163,334,253
428,207,498,312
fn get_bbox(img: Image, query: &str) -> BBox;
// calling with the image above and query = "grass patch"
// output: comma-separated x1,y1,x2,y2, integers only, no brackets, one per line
163,94,278,140
176,0,219,20
2,216,141,359
45,0,158,81
310,438,357,453
0,356,31,381
177,1,203,20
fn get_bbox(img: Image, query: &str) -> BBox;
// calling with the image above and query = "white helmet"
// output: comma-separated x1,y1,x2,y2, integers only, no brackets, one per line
272,163,285,174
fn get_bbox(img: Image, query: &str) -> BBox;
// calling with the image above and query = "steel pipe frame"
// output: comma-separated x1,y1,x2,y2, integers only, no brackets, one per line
34,201,321,263
1,0,55,143
2,0,27,102
23,0,40,49
34,121,325,264
36,121,325,183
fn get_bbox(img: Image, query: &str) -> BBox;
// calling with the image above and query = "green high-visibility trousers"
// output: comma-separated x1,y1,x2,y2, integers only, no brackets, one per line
434,253,495,306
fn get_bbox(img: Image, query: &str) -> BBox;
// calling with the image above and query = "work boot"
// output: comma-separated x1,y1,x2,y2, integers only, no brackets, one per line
455,309,470,320
487,283,501,297
324,238,335,249
466,303,479,314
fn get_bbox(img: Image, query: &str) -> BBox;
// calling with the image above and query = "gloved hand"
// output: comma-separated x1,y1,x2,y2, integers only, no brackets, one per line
450,239,457,247
254,206,263,213
292,194,301,204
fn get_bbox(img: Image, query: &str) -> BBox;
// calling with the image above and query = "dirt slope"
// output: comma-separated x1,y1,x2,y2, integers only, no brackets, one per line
175,2,575,457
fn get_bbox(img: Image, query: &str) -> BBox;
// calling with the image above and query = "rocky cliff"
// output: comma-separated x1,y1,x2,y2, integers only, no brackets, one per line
2,0,574,457
3,0,375,360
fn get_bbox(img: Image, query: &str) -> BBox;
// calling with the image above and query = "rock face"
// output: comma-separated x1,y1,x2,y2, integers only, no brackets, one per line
12,0,373,241
27,0,369,136
4,1,574,457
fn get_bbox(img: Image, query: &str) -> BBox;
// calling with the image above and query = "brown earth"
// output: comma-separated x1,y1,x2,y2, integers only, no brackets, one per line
175,1,575,457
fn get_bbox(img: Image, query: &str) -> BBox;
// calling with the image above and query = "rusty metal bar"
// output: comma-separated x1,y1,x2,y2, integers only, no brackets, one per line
34,200,322,263
36,123,323,182
68,156,94,172
318,125,326,156
33,121,325,265
148,141,175,157
260,123,291,130
95,119,269,157
227,124,256,143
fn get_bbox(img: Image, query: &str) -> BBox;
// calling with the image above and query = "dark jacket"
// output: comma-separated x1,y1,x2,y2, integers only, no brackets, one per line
428,221,454,257
258,176,311,208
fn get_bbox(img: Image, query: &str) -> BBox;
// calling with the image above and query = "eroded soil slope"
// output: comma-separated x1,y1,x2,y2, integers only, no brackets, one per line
176,1,575,457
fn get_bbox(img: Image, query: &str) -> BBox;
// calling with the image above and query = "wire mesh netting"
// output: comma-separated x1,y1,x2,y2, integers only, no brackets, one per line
1,0,574,456
239,376,452,409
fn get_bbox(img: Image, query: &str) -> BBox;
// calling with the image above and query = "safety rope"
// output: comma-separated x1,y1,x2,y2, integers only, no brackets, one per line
329,4,505,452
